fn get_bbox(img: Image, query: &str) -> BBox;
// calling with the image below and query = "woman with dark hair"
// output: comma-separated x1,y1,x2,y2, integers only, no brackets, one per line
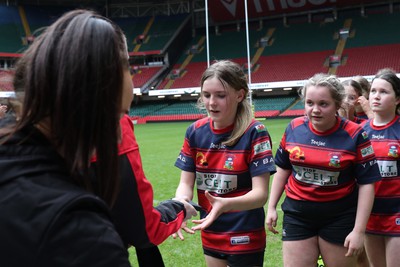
0,9,194,266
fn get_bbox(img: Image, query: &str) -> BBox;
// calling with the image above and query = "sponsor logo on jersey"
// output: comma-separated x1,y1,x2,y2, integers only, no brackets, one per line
254,140,271,155
231,236,250,245
311,139,326,147
328,153,342,168
223,154,235,170
377,160,398,177
255,124,266,133
293,165,339,186
196,152,208,167
396,218,400,225
361,145,374,158
388,143,399,158
196,172,238,194
288,146,305,161
210,142,226,149
371,134,385,140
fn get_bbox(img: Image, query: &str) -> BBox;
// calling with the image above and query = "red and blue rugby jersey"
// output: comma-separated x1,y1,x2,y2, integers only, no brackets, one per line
275,116,380,202
363,115,400,236
175,117,276,254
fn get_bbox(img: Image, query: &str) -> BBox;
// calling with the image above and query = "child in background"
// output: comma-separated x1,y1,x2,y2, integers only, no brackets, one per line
362,68,400,267
267,73,380,267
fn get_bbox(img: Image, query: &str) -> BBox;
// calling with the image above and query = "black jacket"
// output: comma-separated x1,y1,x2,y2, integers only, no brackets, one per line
0,126,130,267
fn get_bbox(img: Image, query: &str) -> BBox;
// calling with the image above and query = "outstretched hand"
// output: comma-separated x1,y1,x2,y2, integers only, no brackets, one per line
191,191,228,231
171,221,195,241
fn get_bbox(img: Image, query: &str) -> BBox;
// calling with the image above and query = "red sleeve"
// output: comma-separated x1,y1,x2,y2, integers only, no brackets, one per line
111,115,185,247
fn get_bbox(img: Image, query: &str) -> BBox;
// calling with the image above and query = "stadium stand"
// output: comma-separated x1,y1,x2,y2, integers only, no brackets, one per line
0,70,14,91
1,1,400,123
0,6,25,53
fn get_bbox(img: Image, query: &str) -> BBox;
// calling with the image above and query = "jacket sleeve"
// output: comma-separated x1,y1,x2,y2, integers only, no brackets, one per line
39,197,131,267
110,115,185,248
111,150,186,248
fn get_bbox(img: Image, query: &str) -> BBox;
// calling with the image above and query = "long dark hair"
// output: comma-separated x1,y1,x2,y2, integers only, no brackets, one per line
7,10,129,205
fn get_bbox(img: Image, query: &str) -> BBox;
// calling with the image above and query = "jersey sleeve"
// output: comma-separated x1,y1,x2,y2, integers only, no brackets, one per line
174,123,196,172
248,122,276,177
274,125,292,170
354,129,381,184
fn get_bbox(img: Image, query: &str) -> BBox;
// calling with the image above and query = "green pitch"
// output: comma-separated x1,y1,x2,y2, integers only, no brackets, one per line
129,118,291,267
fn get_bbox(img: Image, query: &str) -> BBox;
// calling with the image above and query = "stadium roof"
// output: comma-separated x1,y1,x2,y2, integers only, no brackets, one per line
8,0,399,19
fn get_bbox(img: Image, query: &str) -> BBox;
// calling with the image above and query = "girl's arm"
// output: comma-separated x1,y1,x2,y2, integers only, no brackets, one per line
344,183,375,257
266,166,291,234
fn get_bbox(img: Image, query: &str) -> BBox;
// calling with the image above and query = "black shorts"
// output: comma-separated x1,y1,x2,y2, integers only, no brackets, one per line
281,195,357,244
203,248,264,267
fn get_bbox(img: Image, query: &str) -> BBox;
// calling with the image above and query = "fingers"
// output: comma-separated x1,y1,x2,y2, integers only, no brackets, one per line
182,226,195,235
345,247,358,257
176,230,185,240
191,218,207,231
266,221,279,234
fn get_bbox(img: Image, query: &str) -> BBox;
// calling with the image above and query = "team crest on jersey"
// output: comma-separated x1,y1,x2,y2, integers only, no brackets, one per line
328,153,342,168
223,154,235,170
255,124,266,133
196,152,208,167
288,146,305,161
362,131,368,139
388,143,399,158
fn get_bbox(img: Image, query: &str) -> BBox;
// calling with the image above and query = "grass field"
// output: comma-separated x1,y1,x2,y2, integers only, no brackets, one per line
128,118,292,267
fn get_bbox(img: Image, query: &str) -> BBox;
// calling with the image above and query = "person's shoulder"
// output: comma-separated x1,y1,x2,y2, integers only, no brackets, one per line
194,117,209,129
246,119,268,134
340,117,365,137
287,116,307,130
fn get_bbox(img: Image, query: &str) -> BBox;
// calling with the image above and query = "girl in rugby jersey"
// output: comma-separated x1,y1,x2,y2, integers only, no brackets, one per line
339,79,368,124
266,73,381,267
353,75,374,120
174,60,276,267
362,68,400,267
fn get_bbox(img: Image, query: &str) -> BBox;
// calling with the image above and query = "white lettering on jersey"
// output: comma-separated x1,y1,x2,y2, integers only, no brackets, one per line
377,160,398,177
263,157,274,165
196,172,237,194
371,134,385,140
210,142,226,149
178,154,186,162
311,139,326,147
293,165,339,186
